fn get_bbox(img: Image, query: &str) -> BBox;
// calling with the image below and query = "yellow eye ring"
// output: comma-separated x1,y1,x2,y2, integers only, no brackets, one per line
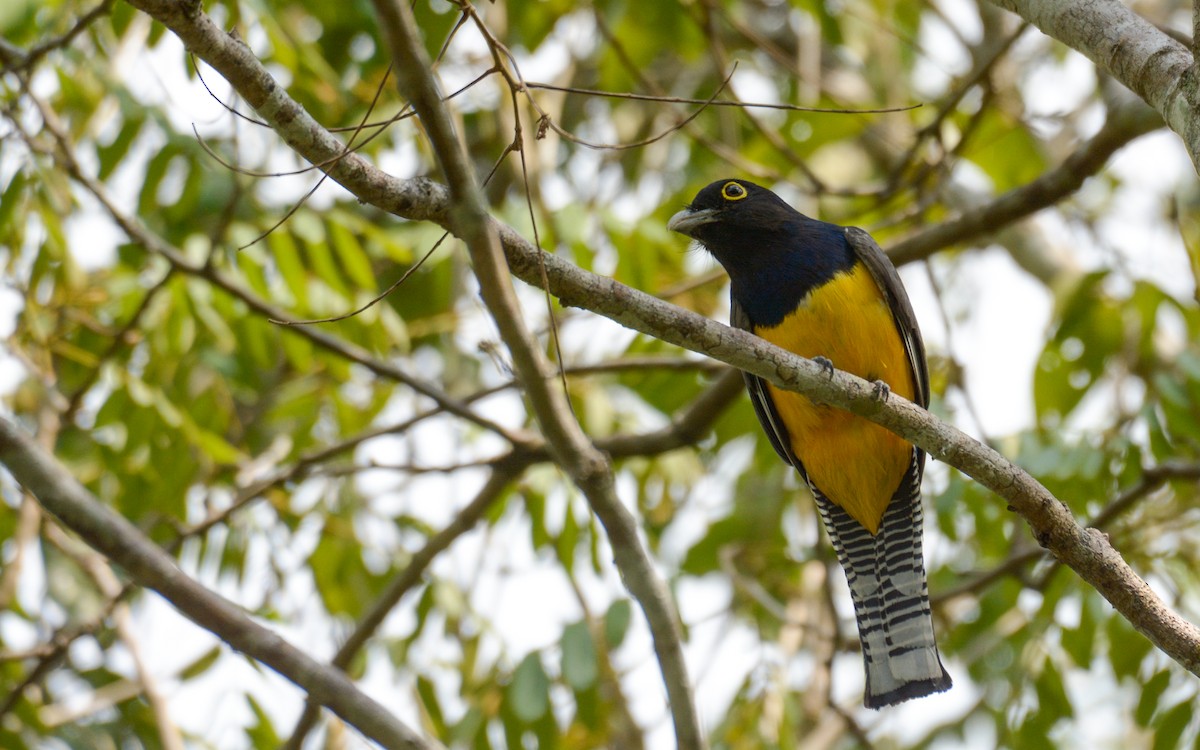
721,181,747,201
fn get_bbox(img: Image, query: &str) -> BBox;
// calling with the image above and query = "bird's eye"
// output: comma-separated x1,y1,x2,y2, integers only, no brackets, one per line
721,181,747,201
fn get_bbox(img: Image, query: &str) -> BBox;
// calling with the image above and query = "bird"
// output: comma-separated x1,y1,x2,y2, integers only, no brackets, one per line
668,178,951,708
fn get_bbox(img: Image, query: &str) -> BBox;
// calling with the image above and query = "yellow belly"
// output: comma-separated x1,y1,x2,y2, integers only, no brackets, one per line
756,263,916,534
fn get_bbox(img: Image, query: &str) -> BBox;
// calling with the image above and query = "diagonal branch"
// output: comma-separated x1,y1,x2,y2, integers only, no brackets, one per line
507,241,1200,676
369,1,704,747
284,464,519,749
888,90,1163,265
0,416,442,750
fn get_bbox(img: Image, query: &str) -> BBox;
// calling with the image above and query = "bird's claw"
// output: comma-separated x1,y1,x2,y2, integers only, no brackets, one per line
813,356,835,379
871,379,891,402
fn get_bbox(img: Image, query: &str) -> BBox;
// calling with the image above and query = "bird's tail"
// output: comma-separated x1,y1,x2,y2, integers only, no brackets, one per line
812,457,951,708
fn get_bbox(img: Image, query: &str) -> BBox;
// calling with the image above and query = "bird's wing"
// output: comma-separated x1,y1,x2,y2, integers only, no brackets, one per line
845,227,930,409
731,296,810,483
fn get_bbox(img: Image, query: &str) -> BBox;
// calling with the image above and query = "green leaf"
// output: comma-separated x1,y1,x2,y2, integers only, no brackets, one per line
1106,615,1152,680
963,106,1047,189
1135,670,1172,727
604,599,632,649
0,168,28,237
1061,594,1097,668
556,500,580,574
178,646,223,681
244,693,281,746
1153,700,1194,750
268,230,307,309
1034,271,1122,425
508,652,550,723
309,519,383,618
137,145,176,218
560,621,598,691
329,215,377,290
417,675,446,735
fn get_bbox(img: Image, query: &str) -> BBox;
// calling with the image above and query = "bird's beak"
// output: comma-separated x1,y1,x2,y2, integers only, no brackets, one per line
667,207,719,239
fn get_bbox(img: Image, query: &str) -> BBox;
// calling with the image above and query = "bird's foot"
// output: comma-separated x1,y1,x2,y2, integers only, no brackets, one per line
813,356,835,379
870,379,891,402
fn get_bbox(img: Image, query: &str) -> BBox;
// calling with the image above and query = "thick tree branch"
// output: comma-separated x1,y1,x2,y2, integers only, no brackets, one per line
984,0,1200,172
0,416,442,750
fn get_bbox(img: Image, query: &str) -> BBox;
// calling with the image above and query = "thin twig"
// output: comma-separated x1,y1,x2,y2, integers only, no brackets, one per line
0,0,116,73
524,81,921,115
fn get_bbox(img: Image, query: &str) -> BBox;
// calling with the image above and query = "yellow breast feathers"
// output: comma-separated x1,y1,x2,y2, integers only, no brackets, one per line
756,263,917,534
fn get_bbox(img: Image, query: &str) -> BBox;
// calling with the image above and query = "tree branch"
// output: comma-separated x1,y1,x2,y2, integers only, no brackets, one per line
889,91,1162,265
369,1,705,746
43,525,184,750
284,465,518,749
1194,0,1200,61
0,416,442,750
120,0,1200,698
984,0,1200,173
9,78,525,449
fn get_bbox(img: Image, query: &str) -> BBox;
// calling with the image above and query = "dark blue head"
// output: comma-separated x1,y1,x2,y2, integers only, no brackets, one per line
668,179,854,326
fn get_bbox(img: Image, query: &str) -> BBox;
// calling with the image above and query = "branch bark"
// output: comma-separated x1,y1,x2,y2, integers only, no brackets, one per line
984,0,1200,173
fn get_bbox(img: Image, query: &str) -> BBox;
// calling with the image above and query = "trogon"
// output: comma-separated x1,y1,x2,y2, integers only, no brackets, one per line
668,179,951,708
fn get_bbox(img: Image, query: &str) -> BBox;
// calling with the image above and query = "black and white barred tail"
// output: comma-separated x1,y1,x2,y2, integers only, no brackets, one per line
812,453,951,708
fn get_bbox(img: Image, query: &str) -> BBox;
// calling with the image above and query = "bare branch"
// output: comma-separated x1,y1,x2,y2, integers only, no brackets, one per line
888,92,1163,265
284,466,518,749
984,0,1200,172
0,416,442,750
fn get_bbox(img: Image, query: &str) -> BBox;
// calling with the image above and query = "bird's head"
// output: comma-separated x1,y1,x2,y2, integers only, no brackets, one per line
667,179,800,247
667,180,854,320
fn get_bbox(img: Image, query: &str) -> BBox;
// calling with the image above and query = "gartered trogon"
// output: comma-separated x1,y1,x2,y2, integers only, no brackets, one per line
668,179,951,708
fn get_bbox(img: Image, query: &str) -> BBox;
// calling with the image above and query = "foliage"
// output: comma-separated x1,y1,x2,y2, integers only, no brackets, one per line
1,0,1199,748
